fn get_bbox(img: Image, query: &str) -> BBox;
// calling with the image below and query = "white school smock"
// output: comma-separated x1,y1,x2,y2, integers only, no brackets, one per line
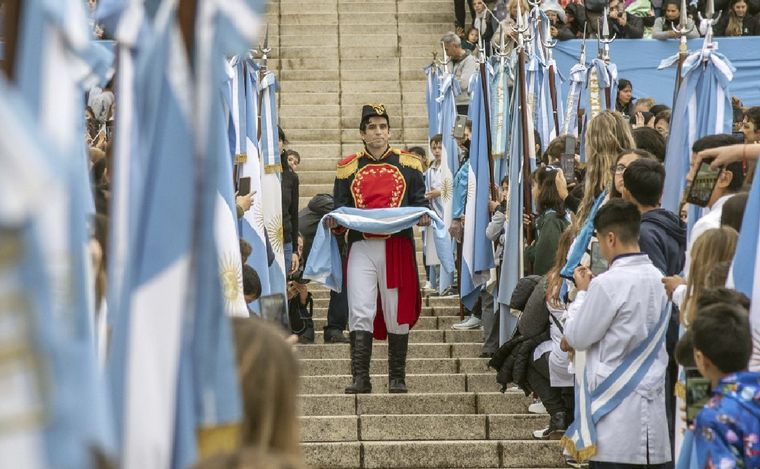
564,253,671,465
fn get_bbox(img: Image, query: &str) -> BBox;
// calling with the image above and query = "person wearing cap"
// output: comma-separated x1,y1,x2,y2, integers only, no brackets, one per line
326,104,430,394
542,0,575,40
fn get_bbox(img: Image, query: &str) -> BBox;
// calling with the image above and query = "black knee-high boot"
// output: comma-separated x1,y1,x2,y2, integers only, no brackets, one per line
387,333,409,393
345,331,373,394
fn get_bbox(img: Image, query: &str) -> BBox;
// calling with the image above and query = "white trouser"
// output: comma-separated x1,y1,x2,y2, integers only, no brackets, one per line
347,239,409,334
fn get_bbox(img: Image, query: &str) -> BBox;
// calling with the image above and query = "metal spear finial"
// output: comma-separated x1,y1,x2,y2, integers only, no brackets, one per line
673,0,694,36
599,6,616,63
579,23,588,65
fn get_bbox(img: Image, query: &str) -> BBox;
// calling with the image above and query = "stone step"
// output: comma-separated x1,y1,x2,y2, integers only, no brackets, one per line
313,329,448,344
339,2,397,13
280,115,341,130
297,342,453,359
300,413,551,442
279,68,341,81
300,357,458,376
398,23,453,35
276,56,340,70
398,0,452,13
341,91,402,105
298,392,535,420
286,128,342,141
302,440,565,468
297,341,480,358
280,80,341,93
340,57,400,71
280,92,339,105
312,315,440,331
279,33,339,47
301,372,466,394
297,156,342,171
280,13,339,25
309,305,452,318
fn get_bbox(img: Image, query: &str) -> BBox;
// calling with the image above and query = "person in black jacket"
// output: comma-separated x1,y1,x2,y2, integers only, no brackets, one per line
278,128,300,277
595,0,645,38
298,194,350,343
714,0,756,36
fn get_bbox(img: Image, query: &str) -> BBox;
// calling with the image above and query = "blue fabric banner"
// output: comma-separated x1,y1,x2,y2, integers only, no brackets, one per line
553,37,760,106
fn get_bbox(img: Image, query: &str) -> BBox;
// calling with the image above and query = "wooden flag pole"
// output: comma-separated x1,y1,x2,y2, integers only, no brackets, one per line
2,0,21,81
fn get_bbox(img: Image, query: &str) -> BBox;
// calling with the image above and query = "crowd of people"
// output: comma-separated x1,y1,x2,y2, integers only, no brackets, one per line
73,0,760,468
452,0,760,52
421,25,760,463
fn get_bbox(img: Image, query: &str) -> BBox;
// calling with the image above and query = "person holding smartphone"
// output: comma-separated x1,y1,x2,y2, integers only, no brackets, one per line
662,135,745,306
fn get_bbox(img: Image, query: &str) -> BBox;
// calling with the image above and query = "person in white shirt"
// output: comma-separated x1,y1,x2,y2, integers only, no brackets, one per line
662,134,745,307
564,199,671,468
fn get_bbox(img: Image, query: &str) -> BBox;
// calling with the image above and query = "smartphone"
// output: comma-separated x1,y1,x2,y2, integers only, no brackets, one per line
686,159,722,207
685,367,711,425
238,177,252,196
259,293,287,326
561,136,577,185
453,114,468,139
732,131,745,143
589,240,608,277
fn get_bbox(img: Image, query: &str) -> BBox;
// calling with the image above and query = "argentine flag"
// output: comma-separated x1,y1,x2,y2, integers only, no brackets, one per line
259,70,287,298
460,66,496,310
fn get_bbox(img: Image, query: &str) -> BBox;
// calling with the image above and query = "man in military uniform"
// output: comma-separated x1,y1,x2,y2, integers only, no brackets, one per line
326,104,430,394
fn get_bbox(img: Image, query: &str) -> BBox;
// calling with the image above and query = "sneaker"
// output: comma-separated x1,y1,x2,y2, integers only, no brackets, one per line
438,287,458,297
452,315,482,330
528,400,548,414
564,457,588,468
421,281,434,291
533,411,567,440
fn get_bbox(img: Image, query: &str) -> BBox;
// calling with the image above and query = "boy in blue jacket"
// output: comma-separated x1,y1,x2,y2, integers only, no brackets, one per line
692,303,760,468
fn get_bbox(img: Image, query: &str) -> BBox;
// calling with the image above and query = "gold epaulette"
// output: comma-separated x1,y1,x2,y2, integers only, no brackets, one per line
398,151,423,172
336,152,362,179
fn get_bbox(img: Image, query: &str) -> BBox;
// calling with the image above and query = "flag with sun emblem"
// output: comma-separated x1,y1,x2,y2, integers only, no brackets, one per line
259,70,287,299
233,58,271,305
431,71,461,294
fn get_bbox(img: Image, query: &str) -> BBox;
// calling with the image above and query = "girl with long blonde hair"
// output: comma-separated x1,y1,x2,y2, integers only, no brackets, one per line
681,227,738,326
195,318,305,469
576,111,636,226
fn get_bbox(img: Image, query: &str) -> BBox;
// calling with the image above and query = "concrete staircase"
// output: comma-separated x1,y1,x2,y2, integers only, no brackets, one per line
267,0,454,209
265,0,568,467
297,287,566,468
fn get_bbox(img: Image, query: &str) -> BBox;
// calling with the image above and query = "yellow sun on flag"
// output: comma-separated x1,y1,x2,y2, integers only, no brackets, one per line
267,215,285,254
219,253,243,309
441,177,453,202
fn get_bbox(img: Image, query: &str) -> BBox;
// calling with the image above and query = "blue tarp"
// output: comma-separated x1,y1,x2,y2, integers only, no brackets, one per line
554,37,760,106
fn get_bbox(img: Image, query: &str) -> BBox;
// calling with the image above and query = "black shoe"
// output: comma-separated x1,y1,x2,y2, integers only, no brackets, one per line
533,411,567,440
387,333,409,393
324,332,350,344
345,331,372,394
479,351,494,358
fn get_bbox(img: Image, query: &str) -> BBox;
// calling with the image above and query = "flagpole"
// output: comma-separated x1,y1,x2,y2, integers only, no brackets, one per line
515,2,534,247
599,7,616,111
671,0,693,106
538,19,560,136
178,0,198,64
477,34,498,201
1,0,21,80
256,24,270,143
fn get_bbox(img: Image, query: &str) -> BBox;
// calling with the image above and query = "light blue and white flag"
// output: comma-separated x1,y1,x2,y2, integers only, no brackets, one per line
107,3,196,467
562,303,671,462
14,0,116,465
259,70,287,299
562,61,587,138
0,74,112,469
428,71,461,294
727,159,760,367
587,58,617,120
425,64,441,140
304,207,455,291
236,58,272,302
497,76,528,344
461,67,496,310
660,47,734,215
490,55,512,181
527,8,563,149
